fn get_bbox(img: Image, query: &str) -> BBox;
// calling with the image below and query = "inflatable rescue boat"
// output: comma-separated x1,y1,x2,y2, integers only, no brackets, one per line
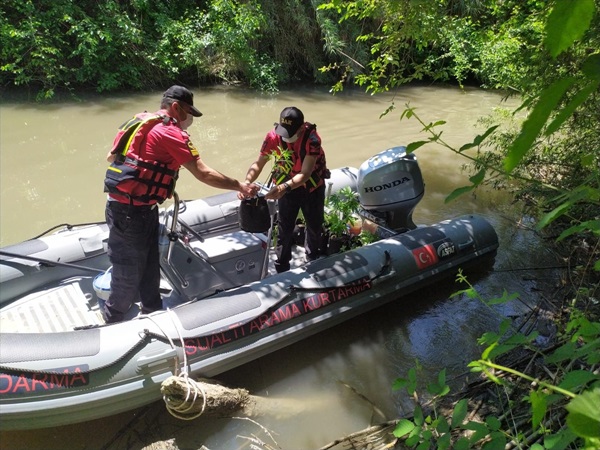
0,147,499,430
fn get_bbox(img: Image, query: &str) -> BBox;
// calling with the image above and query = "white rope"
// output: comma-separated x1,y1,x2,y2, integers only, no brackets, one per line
135,312,179,367
136,309,208,420
162,371,207,420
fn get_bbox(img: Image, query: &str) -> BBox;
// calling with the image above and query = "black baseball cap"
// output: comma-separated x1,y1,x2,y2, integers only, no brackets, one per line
275,106,304,138
163,85,203,117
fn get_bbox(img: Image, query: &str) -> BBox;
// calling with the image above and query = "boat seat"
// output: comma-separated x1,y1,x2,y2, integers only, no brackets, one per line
0,281,104,333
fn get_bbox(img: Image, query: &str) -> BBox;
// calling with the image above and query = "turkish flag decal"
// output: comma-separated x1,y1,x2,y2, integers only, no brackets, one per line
412,244,439,269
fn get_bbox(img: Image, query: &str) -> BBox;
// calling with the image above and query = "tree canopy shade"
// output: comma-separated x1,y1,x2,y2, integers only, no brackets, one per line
5,0,587,98
0,0,349,97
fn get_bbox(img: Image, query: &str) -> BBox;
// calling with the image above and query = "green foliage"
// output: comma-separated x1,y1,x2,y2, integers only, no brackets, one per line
324,186,360,237
382,1,600,272
475,1,550,91
503,76,577,173
500,2,599,259
8,0,592,99
392,362,509,449
257,0,339,86
397,104,506,204
0,0,165,98
322,186,375,254
392,272,600,449
317,0,556,92
0,0,70,98
320,0,598,253
357,229,378,246
264,146,294,188
566,389,600,442
2,0,597,100
545,0,596,58
0,0,344,96
319,0,452,92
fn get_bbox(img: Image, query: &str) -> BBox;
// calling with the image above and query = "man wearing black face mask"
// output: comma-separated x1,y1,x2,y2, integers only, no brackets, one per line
239,106,330,273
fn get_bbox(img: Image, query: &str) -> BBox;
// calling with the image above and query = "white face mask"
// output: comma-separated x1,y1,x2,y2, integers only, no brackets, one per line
180,114,193,131
282,134,298,143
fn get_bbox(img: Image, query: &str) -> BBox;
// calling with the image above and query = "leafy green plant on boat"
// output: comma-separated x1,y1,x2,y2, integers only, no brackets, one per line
324,186,359,237
323,186,362,253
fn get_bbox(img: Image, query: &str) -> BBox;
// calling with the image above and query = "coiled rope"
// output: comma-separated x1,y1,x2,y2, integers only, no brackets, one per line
136,309,208,420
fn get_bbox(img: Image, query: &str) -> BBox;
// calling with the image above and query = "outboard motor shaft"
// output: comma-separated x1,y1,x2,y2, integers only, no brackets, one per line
357,146,425,231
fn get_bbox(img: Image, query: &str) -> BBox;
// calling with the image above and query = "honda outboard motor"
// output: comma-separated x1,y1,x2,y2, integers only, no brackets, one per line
357,146,425,231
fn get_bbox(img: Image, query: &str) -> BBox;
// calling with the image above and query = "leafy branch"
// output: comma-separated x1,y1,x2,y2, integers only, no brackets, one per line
263,146,294,188
392,272,600,450
395,103,559,204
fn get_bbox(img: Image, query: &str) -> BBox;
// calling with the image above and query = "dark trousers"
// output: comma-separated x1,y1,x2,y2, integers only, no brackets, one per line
275,184,325,273
104,201,162,322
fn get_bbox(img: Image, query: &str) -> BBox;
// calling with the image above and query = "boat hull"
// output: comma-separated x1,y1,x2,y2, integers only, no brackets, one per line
0,209,498,430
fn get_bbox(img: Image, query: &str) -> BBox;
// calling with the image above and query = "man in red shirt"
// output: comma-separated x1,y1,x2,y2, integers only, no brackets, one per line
240,106,329,273
103,85,258,323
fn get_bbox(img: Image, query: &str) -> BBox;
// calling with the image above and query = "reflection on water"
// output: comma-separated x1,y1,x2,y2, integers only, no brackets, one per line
0,85,560,450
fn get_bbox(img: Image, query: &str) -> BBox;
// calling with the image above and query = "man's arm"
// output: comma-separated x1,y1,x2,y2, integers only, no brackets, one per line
183,158,257,196
244,154,270,183
294,154,317,187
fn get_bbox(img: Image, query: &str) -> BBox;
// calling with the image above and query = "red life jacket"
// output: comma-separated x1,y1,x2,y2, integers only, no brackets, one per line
272,123,330,191
104,113,179,204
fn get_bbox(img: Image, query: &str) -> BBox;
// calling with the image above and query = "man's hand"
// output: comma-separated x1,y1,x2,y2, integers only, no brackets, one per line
238,181,260,199
264,183,287,200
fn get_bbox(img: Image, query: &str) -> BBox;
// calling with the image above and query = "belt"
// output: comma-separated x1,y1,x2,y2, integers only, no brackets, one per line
108,201,157,212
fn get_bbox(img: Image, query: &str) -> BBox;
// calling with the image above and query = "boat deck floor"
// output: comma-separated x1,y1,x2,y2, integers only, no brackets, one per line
0,245,307,333
0,282,104,333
